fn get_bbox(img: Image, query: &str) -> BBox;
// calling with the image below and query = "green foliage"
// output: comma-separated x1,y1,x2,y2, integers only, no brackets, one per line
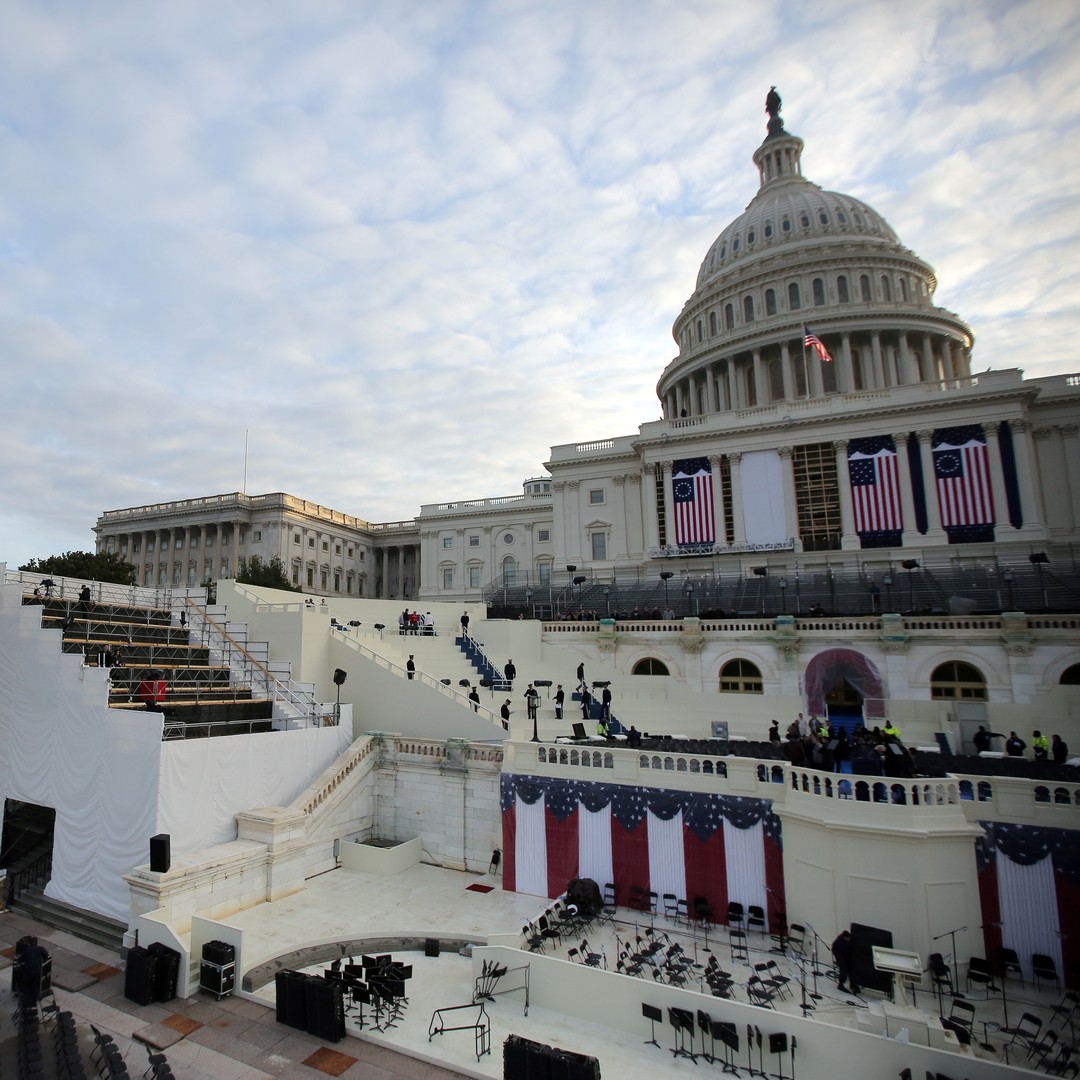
237,555,302,592
20,550,137,585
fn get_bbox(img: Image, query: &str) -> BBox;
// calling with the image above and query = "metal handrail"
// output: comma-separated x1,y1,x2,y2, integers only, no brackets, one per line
7,849,52,905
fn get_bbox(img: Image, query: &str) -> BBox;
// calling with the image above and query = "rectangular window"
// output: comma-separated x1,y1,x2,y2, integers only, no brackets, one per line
589,489,605,504
175,537,184,549
190,536,199,549
253,531,262,543
119,542,128,555
308,537,315,548
442,536,454,549
292,566,299,585
538,563,551,584
469,566,481,588
221,559,229,576
132,539,141,553
537,529,550,542
205,535,214,548
147,539,155,553
322,541,329,552
334,573,340,591
320,570,328,588
442,568,454,589
306,567,314,587
591,533,607,560
347,547,353,558
294,533,301,544
469,535,480,547
335,543,341,555
238,532,246,545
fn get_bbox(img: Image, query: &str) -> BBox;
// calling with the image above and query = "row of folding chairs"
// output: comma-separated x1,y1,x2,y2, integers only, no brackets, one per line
89,1024,130,1079
51,1008,89,1080
15,999,46,1080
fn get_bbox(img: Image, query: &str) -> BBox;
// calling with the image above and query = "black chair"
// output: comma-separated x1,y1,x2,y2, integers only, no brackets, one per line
787,924,807,957
1033,953,1061,992
1000,1011,1041,1054
663,893,679,920
693,896,713,927
997,946,1023,986
726,901,744,929
746,905,766,935
966,956,996,995
746,975,775,1009
941,998,975,1046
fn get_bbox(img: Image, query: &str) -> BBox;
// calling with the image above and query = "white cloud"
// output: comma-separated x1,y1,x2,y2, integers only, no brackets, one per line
0,0,1078,568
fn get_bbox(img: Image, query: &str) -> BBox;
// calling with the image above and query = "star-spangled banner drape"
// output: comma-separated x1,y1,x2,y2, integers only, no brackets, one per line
671,458,715,548
933,425,994,527
848,436,902,535
500,774,785,926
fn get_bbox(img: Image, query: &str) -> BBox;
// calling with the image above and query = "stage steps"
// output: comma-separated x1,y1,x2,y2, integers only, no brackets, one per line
11,887,127,951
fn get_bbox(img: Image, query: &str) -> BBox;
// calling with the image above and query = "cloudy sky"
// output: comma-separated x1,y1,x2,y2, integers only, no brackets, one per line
2,0,1078,568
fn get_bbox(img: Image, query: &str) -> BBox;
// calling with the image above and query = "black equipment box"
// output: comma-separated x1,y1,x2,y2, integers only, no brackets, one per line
124,946,159,1006
303,976,345,1042
202,939,235,966
147,942,181,1002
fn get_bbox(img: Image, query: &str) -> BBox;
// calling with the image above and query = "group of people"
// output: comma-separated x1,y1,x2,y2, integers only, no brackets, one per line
493,658,617,737
398,609,436,635
771,712,913,777
981,726,1070,762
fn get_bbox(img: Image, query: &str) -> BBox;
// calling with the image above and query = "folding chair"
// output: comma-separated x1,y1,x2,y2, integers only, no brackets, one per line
746,905,766,935
1033,953,1061,993
965,956,996,996
1000,1011,1041,1054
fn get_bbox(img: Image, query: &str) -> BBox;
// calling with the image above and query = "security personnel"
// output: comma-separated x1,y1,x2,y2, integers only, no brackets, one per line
1032,730,1049,760
882,720,901,741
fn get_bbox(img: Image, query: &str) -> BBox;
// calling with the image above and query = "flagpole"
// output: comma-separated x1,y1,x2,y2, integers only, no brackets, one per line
800,325,810,399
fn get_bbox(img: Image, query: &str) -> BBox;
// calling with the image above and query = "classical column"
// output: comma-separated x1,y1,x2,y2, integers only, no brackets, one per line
612,475,628,558
833,439,859,549
778,446,799,545
625,473,644,555
916,429,947,542
780,341,793,401
871,332,884,389
397,547,405,598
728,452,746,543
806,344,822,399
718,360,731,410
922,334,935,382
840,332,854,393
674,383,684,416
1009,419,1047,535
1059,424,1080,532
567,479,582,564
898,332,917,384
753,348,766,406
706,365,719,413
660,464,675,548
984,422,1017,539
642,464,660,551
891,432,920,546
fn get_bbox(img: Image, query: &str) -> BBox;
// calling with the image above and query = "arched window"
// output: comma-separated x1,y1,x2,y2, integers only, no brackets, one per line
812,278,826,306
502,555,517,586
800,213,810,228
719,659,763,694
881,275,892,301
837,275,849,303
633,658,670,676
899,277,908,302
930,661,987,700
725,304,735,330
1061,663,1080,684
710,311,718,336
819,210,829,225
860,274,871,302
764,222,773,238
788,283,801,310
744,295,755,322
748,230,755,244
782,218,791,232
765,288,777,316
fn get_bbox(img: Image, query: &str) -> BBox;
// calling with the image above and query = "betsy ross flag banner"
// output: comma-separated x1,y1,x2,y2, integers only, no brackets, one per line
803,324,833,363
672,458,715,546
933,426,995,527
848,436,902,533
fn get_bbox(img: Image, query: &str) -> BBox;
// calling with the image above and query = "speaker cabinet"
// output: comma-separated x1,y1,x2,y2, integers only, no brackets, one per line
149,833,171,873
124,945,160,1006
425,937,441,958
147,943,181,1002
850,922,894,996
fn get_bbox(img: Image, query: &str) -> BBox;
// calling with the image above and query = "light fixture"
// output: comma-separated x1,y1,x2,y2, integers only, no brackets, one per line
901,559,920,570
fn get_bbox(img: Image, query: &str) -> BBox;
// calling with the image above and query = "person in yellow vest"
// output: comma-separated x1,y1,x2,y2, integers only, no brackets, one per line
882,720,901,741
1032,730,1049,760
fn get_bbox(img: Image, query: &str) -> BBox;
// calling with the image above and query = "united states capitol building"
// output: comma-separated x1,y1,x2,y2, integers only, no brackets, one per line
0,90,1073,1080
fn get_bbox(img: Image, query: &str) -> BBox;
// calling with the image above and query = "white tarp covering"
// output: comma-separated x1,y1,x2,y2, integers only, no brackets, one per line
739,449,788,544
0,578,351,922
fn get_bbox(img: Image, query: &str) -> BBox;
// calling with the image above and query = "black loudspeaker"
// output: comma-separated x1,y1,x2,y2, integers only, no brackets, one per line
124,945,159,1006
147,943,180,1002
503,1035,531,1079
202,940,235,965
149,833,171,873
304,977,345,1042
425,938,440,958
276,970,308,1029
850,922,894,996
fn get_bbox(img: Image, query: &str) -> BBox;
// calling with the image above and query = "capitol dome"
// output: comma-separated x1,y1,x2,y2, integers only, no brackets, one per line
657,93,973,418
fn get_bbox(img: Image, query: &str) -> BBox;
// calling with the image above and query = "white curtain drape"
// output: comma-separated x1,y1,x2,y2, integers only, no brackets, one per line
648,810,686,910
514,793,548,897
997,853,1063,981
723,819,767,916
577,801,613,891
740,450,788,544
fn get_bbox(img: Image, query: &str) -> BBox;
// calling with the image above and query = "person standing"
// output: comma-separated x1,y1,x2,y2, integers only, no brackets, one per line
580,687,592,720
468,687,480,712
576,661,586,686
768,719,781,744
1032,730,1049,760
601,686,612,720
832,930,858,995
500,700,511,731
554,684,565,720
525,684,539,720
460,611,470,637
1005,731,1026,756
504,659,516,688
406,655,416,680
1051,734,1069,763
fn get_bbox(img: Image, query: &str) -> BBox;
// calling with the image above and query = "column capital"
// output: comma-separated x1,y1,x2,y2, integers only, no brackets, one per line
551,480,566,491
1033,426,1055,442
613,474,627,486
643,462,656,477
1057,423,1078,439
567,479,580,489
916,429,934,444
728,451,743,465
1009,418,1032,435
778,445,794,460
833,438,848,452
891,431,910,446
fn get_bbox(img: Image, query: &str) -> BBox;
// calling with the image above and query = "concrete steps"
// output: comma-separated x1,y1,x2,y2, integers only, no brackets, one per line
12,888,127,951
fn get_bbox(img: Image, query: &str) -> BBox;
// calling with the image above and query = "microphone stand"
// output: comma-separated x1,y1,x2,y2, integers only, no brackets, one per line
932,925,966,980
805,923,826,999
797,954,815,1017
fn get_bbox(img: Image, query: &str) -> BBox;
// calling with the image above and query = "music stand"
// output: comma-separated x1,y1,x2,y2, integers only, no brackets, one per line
642,1002,661,1047
769,1032,789,1080
697,1009,715,1063
668,1007,696,1061
714,1021,740,1075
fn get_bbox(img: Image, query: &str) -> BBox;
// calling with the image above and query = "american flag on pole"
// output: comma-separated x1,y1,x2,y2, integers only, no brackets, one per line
672,457,715,546
848,436,902,533
933,426,995,527
803,324,833,363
